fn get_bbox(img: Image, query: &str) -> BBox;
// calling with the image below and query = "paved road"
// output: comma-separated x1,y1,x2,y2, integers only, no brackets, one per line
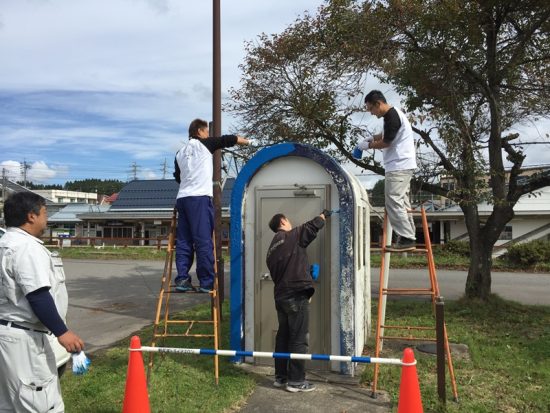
372,268,550,305
63,259,207,353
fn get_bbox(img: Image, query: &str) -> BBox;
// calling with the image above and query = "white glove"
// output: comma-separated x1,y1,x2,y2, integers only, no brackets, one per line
357,136,373,151
72,351,91,375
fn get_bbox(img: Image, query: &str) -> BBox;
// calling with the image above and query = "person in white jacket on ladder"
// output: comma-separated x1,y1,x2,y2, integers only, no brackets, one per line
356,90,417,251
173,118,249,292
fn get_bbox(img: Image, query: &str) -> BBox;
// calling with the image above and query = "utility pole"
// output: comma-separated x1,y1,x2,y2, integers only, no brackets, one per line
212,0,225,305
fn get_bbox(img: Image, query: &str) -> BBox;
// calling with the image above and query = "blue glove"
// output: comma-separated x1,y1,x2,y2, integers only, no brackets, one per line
310,264,320,281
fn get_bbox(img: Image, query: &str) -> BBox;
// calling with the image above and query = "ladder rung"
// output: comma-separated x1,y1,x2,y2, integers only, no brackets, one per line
370,247,429,253
165,320,214,325
383,248,429,253
167,288,216,295
383,288,434,295
154,333,215,338
380,336,437,342
381,325,435,331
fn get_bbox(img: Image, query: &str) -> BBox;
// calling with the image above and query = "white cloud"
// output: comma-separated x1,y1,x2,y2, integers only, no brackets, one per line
0,160,68,183
141,168,159,180
0,160,22,181
28,161,69,183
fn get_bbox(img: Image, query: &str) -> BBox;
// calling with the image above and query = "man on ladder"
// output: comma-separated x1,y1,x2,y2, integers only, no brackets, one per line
356,90,417,251
173,118,249,292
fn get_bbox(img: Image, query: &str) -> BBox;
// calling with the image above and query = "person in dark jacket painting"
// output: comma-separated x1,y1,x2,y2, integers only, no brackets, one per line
266,210,330,393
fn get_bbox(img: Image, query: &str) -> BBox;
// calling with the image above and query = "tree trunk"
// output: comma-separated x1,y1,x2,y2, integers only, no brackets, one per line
461,204,496,301
465,236,493,300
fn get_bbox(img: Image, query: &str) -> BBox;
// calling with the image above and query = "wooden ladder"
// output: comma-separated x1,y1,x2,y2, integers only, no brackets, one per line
371,206,458,400
147,208,222,384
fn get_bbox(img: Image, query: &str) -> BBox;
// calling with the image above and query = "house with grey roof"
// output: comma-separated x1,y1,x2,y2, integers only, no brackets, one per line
75,179,234,246
48,203,110,239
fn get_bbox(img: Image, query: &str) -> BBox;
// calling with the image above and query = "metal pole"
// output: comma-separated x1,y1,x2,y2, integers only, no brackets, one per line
212,0,225,309
436,296,446,404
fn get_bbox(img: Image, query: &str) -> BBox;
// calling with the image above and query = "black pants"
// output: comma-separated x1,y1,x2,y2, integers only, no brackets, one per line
274,295,310,385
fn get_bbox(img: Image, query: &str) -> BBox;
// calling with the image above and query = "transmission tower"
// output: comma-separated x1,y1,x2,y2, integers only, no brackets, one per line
128,161,141,181
160,158,169,179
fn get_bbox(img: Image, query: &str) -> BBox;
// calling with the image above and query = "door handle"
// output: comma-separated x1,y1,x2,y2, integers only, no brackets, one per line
260,273,271,280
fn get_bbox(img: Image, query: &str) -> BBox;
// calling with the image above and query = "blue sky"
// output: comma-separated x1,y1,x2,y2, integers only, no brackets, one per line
1,0,548,188
0,0,331,184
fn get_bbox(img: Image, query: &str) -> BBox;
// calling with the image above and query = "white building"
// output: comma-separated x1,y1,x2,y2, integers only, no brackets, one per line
430,186,550,256
34,189,98,204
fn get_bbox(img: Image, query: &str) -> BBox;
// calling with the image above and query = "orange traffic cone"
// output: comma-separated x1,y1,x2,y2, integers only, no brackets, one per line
122,336,151,413
397,348,423,413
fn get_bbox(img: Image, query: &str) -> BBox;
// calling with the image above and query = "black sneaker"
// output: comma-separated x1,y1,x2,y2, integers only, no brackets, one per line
175,279,195,292
387,236,416,252
273,378,287,388
286,382,316,393
197,286,214,293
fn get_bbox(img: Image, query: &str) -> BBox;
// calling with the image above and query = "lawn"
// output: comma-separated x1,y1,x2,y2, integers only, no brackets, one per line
60,302,255,412
60,296,550,412
56,245,550,272
55,245,168,261
363,295,550,412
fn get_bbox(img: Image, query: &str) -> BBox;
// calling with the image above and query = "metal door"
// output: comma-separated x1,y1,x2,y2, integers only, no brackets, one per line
254,185,330,368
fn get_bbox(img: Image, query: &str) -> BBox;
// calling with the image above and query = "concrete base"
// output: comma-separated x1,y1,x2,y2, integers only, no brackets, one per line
235,363,392,413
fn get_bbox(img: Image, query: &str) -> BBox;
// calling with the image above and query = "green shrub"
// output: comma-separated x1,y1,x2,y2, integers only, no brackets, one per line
441,240,470,256
505,240,550,266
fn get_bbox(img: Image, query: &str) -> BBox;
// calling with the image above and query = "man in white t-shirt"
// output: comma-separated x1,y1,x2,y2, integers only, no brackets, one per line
357,90,417,251
0,192,84,412
173,118,249,292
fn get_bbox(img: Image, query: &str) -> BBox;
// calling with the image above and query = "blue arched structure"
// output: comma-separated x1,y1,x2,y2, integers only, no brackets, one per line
229,143,358,373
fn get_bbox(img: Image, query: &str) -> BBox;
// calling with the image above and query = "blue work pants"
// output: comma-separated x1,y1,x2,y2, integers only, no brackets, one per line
175,196,214,289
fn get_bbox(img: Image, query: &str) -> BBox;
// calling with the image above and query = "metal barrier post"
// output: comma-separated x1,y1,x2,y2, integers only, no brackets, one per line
436,296,446,404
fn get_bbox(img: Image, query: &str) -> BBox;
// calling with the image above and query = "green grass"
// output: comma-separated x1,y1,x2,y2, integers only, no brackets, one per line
54,246,232,263
55,245,168,260
54,245,550,272
60,302,255,413
369,250,550,272
362,296,550,412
